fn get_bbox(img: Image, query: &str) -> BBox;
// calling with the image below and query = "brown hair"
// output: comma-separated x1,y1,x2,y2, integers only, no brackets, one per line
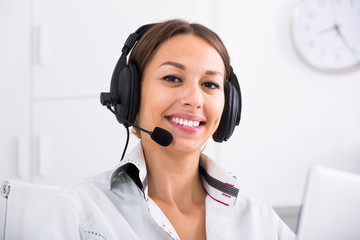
128,19,231,138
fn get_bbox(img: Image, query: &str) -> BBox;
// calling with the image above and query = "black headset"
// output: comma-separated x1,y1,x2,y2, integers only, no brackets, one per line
101,23,242,143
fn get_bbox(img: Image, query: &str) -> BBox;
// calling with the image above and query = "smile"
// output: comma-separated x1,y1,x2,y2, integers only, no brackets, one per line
169,117,201,128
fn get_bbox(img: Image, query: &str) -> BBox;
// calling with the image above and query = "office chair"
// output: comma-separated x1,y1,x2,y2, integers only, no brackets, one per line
0,180,61,240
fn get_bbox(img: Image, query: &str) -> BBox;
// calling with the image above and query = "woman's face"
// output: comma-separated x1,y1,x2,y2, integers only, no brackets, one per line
138,34,225,154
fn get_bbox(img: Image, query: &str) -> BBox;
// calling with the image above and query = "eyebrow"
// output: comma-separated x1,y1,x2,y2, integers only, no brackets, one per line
159,61,185,70
205,70,223,77
159,61,223,77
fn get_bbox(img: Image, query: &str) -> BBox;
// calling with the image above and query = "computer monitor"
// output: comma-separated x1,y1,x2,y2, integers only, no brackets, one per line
297,166,360,240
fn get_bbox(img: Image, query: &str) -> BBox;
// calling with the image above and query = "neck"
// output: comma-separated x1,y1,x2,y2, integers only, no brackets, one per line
142,141,206,206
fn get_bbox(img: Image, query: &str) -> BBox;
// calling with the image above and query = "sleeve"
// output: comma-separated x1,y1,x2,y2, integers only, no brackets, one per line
36,196,85,240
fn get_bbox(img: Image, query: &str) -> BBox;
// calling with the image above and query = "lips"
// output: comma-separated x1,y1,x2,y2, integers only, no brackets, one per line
166,113,205,130
169,117,201,128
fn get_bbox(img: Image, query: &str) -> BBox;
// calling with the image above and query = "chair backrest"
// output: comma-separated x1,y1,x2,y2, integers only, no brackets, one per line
1,180,61,240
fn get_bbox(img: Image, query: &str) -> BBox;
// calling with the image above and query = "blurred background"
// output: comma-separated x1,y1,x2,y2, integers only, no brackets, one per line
1,0,360,212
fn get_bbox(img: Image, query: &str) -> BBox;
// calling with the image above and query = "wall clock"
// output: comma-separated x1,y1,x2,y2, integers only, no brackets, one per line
292,0,360,73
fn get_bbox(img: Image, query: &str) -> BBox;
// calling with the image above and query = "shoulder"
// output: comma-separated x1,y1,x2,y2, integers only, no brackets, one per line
56,171,112,199
53,169,135,210
233,194,277,222
229,194,296,239
235,194,273,211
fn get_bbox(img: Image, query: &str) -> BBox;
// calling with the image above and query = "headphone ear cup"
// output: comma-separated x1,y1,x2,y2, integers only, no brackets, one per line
213,82,231,142
127,64,141,123
115,64,140,126
213,81,239,142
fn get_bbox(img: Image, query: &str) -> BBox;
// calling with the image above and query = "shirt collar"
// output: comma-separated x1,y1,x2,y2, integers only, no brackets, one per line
199,154,239,206
109,143,148,191
109,142,239,206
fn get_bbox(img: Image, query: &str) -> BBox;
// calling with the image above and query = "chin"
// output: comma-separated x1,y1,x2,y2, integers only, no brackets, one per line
170,138,206,154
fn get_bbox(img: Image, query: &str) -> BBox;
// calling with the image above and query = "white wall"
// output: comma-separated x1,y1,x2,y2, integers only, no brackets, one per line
209,0,360,206
1,0,360,207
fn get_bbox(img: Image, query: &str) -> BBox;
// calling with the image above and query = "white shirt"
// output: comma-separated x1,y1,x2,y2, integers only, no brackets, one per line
37,142,296,240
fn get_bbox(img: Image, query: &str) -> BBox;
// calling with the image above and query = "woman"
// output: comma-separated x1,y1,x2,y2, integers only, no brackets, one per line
38,19,295,240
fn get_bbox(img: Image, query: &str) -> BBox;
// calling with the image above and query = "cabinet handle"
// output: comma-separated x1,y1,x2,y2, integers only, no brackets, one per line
33,135,44,177
15,136,29,178
32,25,42,66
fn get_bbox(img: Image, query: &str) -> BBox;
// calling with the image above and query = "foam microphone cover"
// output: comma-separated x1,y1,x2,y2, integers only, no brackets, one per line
151,127,173,147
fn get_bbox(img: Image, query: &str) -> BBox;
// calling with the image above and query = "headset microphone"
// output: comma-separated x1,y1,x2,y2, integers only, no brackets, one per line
149,127,173,147
100,92,173,147
115,111,173,147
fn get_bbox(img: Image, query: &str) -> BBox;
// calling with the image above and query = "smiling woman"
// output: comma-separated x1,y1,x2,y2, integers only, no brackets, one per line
138,34,225,156
37,19,295,240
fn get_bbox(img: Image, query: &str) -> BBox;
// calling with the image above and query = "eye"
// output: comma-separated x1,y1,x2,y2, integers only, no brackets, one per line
202,81,220,89
162,75,181,83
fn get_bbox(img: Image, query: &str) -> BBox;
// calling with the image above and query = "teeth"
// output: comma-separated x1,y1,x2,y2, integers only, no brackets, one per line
170,117,200,128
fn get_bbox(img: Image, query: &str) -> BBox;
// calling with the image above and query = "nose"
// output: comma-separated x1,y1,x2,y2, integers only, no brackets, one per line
180,82,204,109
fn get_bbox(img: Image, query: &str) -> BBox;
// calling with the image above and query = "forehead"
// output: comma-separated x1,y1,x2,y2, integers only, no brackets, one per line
149,34,225,74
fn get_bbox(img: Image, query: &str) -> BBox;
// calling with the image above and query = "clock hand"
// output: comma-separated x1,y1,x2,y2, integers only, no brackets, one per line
333,24,354,54
330,0,338,28
318,25,336,35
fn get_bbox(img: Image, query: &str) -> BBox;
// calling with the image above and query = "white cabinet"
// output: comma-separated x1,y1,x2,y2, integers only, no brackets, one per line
0,0,32,182
31,0,215,99
32,98,140,185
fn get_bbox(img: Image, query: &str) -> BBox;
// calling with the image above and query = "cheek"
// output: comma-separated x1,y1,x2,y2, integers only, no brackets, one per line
138,84,171,123
208,94,225,124
217,98,226,121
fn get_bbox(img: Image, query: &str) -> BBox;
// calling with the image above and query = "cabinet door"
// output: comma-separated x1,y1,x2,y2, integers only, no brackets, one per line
32,98,139,185
32,0,214,99
0,0,32,182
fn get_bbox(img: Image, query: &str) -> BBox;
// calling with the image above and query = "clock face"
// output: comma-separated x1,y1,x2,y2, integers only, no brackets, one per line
292,0,360,73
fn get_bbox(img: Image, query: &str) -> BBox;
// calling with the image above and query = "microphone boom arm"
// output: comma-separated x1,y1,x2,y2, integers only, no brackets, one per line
106,106,153,135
